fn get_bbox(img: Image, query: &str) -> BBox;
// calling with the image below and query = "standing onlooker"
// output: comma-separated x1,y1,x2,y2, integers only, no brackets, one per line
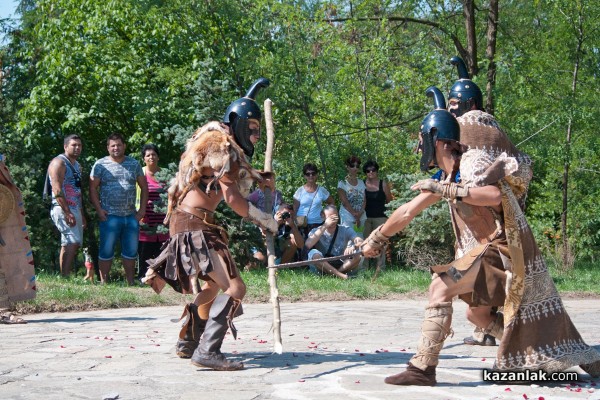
337,155,366,235
247,172,284,269
137,143,169,281
362,160,392,269
293,163,334,238
89,133,148,285
0,153,36,324
48,134,85,276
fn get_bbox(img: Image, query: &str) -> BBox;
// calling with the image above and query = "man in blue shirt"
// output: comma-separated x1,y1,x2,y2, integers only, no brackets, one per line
89,133,148,285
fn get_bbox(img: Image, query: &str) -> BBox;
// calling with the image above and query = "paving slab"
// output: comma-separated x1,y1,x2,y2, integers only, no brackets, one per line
1,299,599,400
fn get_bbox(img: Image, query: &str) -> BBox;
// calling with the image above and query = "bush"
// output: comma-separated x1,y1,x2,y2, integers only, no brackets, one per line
385,172,454,270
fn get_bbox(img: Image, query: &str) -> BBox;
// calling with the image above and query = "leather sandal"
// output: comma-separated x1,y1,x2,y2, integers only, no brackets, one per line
463,334,496,346
0,312,27,324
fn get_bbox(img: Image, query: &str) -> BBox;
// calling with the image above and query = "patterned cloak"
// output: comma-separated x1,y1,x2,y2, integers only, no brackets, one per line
457,110,600,372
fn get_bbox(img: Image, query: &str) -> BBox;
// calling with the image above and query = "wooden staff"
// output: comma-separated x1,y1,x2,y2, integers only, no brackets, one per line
263,98,283,354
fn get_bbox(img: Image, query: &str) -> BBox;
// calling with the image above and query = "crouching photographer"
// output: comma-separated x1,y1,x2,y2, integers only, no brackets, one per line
249,203,304,268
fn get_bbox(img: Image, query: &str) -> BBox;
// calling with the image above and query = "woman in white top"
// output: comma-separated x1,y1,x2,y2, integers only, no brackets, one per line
337,155,366,235
293,163,334,237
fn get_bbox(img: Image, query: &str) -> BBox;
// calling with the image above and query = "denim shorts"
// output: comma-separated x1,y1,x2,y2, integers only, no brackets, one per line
98,214,139,260
50,206,84,246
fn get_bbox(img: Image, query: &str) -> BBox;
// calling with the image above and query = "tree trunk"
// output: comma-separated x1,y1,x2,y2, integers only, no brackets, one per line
561,8,584,270
484,0,499,115
463,0,478,76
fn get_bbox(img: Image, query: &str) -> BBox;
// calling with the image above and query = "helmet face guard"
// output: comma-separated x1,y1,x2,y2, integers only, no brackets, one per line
419,127,437,172
223,77,270,158
230,116,259,158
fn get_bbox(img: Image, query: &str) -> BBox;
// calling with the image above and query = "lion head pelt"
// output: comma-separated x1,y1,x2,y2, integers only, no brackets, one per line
165,121,263,222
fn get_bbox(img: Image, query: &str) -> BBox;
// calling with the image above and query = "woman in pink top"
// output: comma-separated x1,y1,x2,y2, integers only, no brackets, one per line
137,144,169,280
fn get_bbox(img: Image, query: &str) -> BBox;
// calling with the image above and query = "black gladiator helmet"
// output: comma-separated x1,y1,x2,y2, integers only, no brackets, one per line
420,86,460,172
448,56,483,117
223,77,271,158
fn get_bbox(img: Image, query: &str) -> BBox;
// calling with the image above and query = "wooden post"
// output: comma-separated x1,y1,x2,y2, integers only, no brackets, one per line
263,99,283,354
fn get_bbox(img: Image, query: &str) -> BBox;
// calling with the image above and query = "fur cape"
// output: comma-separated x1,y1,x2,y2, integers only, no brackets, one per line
165,121,263,222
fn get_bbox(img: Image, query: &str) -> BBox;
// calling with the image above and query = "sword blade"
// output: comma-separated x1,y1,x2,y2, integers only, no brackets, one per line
268,251,363,269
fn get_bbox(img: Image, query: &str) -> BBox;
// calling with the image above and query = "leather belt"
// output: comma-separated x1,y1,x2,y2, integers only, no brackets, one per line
176,204,216,224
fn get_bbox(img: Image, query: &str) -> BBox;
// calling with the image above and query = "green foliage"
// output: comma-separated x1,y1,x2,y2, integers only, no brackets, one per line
386,171,454,269
2,0,600,270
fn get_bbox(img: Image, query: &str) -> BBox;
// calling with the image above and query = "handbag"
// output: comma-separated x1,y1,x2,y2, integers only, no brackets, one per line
295,215,307,228
296,186,318,228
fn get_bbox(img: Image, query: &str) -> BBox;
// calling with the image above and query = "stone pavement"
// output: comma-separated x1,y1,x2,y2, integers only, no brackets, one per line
1,299,599,400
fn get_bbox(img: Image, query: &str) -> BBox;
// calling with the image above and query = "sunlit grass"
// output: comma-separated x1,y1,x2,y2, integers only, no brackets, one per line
16,259,599,314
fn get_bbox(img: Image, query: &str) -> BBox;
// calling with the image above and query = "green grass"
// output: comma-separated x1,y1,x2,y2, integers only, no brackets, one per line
15,260,599,314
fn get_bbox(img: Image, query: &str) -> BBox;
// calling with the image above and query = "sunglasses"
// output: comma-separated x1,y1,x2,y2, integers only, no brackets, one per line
365,168,377,173
304,172,318,177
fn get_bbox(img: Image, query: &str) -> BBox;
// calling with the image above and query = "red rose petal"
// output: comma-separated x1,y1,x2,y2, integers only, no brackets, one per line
298,379,305,383
104,355,112,358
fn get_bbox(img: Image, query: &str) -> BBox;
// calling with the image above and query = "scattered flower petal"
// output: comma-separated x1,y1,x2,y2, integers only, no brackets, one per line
104,355,112,358
504,388,512,392
60,345,65,348
298,379,305,383
481,358,486,361
355,380,360,384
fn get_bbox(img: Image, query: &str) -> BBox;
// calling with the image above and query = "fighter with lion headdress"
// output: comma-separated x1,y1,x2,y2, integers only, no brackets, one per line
144,78,277,371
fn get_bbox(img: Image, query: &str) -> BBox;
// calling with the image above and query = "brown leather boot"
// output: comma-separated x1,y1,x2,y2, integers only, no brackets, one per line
175,303,206,358
191,294,244,371
384,363,437,386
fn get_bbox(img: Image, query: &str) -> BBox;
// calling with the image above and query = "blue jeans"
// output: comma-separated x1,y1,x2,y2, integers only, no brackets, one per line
98,214,139,260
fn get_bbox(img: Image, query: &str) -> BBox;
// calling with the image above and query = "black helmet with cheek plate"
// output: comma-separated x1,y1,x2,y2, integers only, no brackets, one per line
448,56,483,117
223,77,270,158
420,86,460,172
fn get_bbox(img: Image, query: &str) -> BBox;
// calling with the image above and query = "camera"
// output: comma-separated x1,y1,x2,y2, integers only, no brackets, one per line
281,211,291,220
